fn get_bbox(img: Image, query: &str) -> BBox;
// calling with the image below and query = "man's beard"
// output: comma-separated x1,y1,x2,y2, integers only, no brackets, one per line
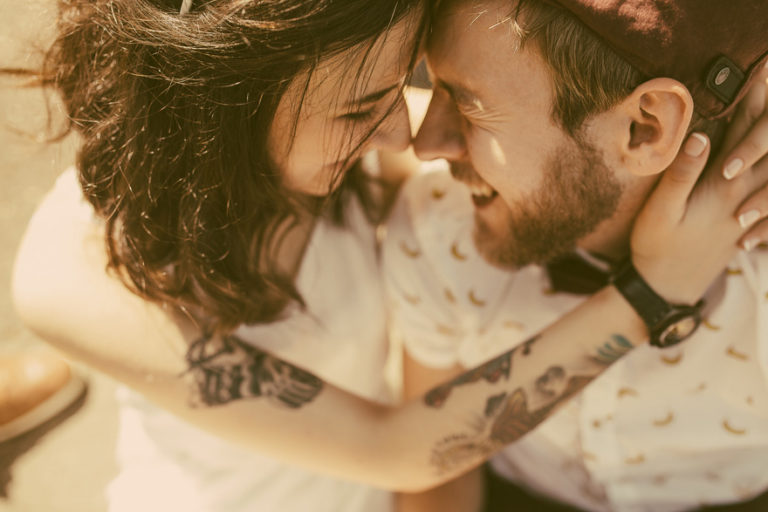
472,134,622,269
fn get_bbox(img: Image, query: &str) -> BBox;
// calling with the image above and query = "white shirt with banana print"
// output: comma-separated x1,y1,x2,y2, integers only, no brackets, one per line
384,162,768,512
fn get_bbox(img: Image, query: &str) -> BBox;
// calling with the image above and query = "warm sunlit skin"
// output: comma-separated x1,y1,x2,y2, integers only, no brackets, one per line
11,0,768,501
413,0,691,269
268,10,418,197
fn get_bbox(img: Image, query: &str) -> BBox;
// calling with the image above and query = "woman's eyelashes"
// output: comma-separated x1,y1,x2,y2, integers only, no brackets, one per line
338,109,375,122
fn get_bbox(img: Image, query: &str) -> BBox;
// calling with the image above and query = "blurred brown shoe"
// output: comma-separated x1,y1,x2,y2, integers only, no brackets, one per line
0,352,86,442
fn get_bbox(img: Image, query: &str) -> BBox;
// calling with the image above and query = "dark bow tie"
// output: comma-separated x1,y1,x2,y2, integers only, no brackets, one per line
545,253,611,295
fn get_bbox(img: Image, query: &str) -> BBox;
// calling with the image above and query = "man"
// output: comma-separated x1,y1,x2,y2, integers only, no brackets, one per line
384,0,768,510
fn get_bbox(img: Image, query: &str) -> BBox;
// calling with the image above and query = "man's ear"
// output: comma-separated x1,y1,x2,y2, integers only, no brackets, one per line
614,78,693,176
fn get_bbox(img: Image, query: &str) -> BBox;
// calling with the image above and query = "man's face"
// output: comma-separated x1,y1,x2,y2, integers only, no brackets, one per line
414,0,624,268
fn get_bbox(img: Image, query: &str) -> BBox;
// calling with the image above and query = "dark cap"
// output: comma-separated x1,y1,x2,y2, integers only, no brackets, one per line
541,0,768,119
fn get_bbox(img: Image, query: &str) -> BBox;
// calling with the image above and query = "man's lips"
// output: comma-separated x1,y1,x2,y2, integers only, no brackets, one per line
449,162,499,207
464,180,498,207
471,189,498,207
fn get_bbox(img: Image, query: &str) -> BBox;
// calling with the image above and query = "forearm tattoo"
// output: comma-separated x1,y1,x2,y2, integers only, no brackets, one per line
424,342,518,408
425,332,630,474
430,373,591,473
185,334,323,408
590,334,634,365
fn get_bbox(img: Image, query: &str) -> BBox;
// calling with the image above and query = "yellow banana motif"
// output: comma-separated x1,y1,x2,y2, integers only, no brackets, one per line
618,387,638,398
660,354,682,365
399,241,421,258
726,346,748,361
451,242,468,261
652,412,674,427
722,420,747,435
468,290,486,307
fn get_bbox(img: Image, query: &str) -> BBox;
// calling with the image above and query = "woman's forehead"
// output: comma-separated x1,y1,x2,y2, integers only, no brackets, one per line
300,16,416,110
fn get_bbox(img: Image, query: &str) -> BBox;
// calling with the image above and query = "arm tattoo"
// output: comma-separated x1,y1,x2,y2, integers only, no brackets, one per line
426,331,633,474
534,366,566,398
590,334,634,365
185,334,323,408
424,335,542,409
431,372,592,474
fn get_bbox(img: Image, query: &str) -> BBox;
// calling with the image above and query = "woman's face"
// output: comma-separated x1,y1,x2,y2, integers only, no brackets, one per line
267,13,419,196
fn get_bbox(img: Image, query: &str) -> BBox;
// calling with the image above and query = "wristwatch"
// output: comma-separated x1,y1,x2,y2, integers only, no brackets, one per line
611,260,705,348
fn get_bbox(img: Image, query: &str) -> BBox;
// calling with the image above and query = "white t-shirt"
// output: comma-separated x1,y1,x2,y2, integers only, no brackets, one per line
384,163,768,512
48,168,395,512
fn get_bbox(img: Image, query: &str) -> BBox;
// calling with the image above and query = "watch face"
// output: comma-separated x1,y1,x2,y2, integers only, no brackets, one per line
658,315,699,346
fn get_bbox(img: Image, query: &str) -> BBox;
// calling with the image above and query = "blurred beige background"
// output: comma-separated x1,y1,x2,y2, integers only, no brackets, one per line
0,1,119,510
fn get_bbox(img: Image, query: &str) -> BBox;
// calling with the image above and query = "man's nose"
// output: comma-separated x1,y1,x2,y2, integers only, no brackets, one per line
413,89,466,161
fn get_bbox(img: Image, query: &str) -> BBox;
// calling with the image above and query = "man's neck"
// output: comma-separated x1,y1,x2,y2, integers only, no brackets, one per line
577,177,657,266
577,217,631,265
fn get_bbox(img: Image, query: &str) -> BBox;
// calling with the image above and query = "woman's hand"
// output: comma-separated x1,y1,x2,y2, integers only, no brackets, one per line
630,68,768,304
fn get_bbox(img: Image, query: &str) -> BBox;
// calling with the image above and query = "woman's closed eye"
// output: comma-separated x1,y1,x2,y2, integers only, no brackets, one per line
338,109,375,122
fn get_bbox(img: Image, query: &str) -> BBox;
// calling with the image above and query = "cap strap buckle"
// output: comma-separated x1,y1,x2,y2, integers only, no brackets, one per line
706,55,745,105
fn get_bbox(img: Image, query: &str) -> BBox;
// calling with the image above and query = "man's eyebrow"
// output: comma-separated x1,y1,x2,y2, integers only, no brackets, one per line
435,78,480,106
344,84,398,108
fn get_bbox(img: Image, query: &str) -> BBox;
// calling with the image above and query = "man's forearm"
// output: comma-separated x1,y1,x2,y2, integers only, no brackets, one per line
172,284,645,491
376,284,646,489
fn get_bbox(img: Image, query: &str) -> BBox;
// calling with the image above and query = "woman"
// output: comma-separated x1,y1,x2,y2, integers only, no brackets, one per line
9,0,768,511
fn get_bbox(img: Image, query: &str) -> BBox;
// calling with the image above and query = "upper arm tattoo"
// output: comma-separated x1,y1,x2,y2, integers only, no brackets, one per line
185,334,323,409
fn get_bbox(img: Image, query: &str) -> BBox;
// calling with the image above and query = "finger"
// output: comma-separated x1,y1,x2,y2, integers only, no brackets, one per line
721,68,768,179
643,132,710,221
723,115,768,180
739,217,768,251
735,176,768,228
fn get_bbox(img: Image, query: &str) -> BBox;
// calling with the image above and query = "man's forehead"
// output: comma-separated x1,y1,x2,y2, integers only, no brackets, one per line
432,0,517,33
429,0,519,56
427,0,521,98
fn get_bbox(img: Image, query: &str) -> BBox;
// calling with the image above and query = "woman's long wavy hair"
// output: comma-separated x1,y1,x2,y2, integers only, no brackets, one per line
36,0,425,333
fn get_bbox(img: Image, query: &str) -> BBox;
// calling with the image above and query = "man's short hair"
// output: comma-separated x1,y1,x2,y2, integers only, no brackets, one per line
512,0,723,145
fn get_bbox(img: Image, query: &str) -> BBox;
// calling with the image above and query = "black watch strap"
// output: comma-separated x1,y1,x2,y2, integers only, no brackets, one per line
612,260,704,348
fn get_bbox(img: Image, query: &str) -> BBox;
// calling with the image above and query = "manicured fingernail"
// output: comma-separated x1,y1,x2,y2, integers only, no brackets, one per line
723,158,744,180
743,238,759,251
739,209,761,229
684,133,708,157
